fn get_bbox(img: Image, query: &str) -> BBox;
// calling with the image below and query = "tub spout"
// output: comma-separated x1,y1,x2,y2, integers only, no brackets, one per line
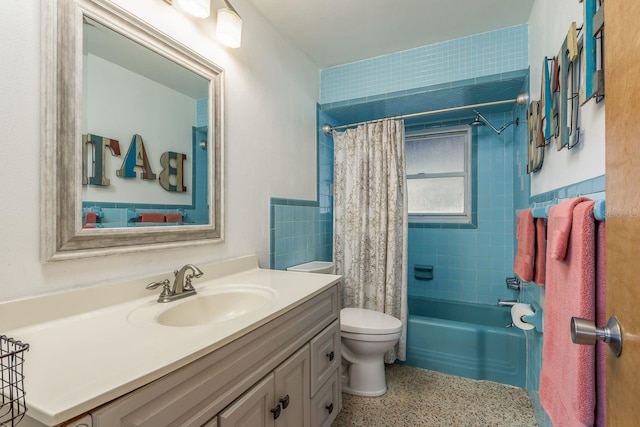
497,299,518,308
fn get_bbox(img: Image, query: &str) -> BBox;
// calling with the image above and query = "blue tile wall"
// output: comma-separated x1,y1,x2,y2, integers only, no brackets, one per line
197,98,208,127
318,26,529,305
317,110,337,221
529,391,553,427
193,125,209,224
511,77,542,396
407,112,518,305
269,200,331,270
321,25,528,104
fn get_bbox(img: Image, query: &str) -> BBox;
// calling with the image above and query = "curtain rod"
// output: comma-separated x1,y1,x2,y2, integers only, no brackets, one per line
322,92,529,135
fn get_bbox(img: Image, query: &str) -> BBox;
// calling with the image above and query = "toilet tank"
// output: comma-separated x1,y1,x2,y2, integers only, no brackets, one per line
286,261,334,274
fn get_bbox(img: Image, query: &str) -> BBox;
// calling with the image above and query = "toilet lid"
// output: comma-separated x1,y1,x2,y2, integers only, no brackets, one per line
340,308,402,335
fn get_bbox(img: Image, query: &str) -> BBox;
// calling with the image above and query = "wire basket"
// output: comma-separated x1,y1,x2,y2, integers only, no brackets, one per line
0,336,29,427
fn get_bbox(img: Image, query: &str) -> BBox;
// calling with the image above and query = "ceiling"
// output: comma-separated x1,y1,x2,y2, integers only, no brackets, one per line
85,17,209,99
246,0,535,68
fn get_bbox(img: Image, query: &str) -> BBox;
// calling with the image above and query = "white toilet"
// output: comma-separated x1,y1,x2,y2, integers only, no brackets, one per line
340,307,402,396
286,261,402,397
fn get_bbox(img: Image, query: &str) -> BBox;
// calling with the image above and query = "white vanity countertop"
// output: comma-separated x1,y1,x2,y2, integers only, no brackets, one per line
1,256,341,426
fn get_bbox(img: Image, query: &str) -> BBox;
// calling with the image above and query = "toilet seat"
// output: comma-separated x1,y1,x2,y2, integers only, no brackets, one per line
340,308,402,335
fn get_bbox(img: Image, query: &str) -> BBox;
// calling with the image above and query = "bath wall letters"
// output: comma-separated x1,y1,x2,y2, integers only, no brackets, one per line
82,133,187,193
82,133,121,186
117,134,157,180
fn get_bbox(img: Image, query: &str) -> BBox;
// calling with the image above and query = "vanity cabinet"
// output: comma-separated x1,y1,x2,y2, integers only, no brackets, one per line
218,319,341,427
88,285,340,427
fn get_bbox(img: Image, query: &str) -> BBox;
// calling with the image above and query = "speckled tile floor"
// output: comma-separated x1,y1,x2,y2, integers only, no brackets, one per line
332,364,538,427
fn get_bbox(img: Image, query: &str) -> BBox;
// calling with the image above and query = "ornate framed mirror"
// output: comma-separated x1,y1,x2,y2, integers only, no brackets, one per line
41,0,224,261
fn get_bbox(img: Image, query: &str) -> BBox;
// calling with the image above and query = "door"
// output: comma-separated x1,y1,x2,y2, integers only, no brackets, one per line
604,0,640,424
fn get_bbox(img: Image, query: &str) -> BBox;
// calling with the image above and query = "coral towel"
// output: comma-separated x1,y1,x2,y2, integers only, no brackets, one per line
514,208,535,282
547,196,590,260
540,199,596,427
595,221,606,426
165,213,183,223
140,212,165,223
534,218,546,286
85,211,97,224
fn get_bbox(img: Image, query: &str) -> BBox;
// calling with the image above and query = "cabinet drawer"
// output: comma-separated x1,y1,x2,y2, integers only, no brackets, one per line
310,368,339,427
309,320,340,396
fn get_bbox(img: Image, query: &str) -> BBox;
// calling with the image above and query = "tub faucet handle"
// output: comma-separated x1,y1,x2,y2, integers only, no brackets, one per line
505,276,521,291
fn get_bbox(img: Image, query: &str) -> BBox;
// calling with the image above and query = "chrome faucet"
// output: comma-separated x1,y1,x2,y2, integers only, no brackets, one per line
173,264,203,295
497,299,518,308
146,264,204,303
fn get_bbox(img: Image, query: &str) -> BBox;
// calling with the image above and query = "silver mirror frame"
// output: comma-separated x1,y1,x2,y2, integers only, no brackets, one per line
41,0,224,261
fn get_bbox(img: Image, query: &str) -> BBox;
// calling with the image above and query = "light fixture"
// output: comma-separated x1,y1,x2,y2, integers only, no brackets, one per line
217,0,242,48
176,0,210,18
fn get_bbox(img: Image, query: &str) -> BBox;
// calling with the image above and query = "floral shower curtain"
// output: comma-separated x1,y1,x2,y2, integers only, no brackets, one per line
333,119,408,363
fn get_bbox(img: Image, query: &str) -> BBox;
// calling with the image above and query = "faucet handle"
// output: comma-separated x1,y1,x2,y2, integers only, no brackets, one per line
184,274,195,291
146,279,172,297
505,276,521,291
181,265,203,291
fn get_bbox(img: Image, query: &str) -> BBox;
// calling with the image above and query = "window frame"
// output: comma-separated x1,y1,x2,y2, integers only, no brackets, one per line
405,125,473,225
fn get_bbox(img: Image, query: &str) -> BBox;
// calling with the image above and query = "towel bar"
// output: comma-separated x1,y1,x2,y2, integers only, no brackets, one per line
520,198,605,220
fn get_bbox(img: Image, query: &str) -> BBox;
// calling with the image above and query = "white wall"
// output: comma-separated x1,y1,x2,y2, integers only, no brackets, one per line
0,0,318,301
528,0,605,196
83,54,195,204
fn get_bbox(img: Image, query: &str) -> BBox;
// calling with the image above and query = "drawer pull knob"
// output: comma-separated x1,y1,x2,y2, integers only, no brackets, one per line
280,395,290,409
326,403,334,414
271,404,281,419
326,351,335,361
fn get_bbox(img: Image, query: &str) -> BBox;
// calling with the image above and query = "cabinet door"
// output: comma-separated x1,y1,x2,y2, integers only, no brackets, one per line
219,374,276,427
274,345,310,427
310,369,340,427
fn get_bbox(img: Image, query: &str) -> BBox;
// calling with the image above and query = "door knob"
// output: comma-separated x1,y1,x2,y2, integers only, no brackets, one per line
571,316,622,357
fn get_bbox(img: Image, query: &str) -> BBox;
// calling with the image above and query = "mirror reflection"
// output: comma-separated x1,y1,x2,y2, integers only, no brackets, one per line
41,0,223,261
81,17,209,228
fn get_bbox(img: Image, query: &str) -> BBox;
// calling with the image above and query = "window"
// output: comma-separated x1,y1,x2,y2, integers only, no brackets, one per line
405,126,473,224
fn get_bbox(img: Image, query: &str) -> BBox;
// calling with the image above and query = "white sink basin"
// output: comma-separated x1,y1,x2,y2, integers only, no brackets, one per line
128,284,278,327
